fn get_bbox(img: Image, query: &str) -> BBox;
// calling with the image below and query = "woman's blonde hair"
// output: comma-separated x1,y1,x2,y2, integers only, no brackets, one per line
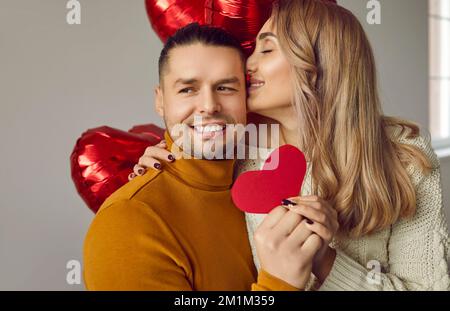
272,0,433,237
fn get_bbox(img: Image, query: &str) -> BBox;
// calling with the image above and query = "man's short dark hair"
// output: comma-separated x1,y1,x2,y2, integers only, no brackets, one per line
158,23,245,82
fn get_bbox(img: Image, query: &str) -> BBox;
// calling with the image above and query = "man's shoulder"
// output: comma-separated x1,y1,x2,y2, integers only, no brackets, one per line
86,169,169,243
98,169,162,214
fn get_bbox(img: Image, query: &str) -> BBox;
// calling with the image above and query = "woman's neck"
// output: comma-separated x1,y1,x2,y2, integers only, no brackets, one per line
279,123,299,147
262,108,299,148
246,108,299,149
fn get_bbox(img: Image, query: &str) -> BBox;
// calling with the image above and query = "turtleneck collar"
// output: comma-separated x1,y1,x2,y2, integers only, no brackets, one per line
162,131,235,191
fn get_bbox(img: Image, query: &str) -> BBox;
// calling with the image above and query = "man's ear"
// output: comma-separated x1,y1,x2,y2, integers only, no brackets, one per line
155,86,164,117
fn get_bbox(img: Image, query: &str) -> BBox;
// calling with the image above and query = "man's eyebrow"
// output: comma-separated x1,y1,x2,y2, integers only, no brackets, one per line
258,32,277,40
215,77,240,86
174,78,198,87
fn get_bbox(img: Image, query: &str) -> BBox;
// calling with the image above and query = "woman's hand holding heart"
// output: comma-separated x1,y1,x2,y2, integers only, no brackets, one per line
254,205,323,289
283,196,339,283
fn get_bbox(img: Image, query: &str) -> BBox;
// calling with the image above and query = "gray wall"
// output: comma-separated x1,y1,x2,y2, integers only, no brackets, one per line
341,0,429,129
0,0,447,290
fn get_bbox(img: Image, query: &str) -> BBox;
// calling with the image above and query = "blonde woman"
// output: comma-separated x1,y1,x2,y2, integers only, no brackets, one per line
132,0,449,290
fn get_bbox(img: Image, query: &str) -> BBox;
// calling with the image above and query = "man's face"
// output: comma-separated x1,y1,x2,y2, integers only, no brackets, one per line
155,43,247,158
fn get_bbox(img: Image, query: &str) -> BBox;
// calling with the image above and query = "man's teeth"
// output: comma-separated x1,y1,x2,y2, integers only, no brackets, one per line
194,124,225,133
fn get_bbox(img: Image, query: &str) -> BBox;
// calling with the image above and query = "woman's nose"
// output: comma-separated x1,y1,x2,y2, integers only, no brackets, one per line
246,50,257,72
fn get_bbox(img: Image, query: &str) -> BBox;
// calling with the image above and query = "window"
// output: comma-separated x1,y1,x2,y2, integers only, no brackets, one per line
430,0,450,149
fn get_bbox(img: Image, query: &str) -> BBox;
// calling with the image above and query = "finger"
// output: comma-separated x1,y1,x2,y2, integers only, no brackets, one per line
288,196,330,215
143,146,174,163
259,205,289,230
290,197,325,211
305,220,333,244
133,164,147,176
300,199,335,218
270,210,304,237
128,172,137,181
138,156,162,171
301,234,323,261
295,200,322,210
291,201,339,233
287,204,329,227
157,140,167,146
286,219,313,246
295,199,339,231
297,197,337,219
292,195,320,203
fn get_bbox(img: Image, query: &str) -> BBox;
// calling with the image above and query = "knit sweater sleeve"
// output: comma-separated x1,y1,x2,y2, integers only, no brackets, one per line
319,133,450,291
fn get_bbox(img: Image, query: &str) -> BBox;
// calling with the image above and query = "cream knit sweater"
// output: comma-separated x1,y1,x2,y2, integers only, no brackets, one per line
235,125,450,291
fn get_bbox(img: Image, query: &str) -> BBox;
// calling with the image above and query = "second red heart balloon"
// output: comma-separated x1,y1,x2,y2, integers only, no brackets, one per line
70,124,165,213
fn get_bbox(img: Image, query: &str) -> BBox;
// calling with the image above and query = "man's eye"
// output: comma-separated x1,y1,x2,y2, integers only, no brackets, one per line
179,88,194,94
217,86,236,92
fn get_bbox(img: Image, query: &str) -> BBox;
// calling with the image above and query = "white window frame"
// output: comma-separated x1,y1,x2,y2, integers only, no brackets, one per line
429,0,450,154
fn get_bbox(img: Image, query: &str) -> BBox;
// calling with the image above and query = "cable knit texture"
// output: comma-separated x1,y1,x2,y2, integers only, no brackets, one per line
235,125,450,291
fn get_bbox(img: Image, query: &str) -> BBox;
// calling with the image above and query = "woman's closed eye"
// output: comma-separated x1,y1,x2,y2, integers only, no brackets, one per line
261,49,273,54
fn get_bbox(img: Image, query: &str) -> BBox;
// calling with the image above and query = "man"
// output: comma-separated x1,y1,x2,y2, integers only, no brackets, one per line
83,23,320,291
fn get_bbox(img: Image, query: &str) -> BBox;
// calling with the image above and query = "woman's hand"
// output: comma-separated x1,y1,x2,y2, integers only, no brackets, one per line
283,196,339,283
254,205,323,289
128,140,175,180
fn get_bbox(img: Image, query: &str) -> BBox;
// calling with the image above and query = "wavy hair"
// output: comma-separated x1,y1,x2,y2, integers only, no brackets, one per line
272,0,432,237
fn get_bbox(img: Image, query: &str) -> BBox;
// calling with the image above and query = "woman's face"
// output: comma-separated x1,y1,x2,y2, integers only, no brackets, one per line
246,18,294,115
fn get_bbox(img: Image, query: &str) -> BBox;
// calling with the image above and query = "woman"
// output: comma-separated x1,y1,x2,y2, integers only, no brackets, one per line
132,0,449,290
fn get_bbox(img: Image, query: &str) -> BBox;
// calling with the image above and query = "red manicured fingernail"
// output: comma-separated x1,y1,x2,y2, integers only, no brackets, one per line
306,219,314,225
137,168,145,175
154,163,161,170
168,154,175,161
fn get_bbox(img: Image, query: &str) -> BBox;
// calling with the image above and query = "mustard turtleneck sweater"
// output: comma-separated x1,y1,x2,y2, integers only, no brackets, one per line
83,132,298,291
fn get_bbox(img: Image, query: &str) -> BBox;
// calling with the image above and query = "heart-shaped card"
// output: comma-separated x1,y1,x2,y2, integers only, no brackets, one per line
231,145,307,214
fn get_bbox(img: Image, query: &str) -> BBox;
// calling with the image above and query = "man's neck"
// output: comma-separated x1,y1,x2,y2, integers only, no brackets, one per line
163,131,235,191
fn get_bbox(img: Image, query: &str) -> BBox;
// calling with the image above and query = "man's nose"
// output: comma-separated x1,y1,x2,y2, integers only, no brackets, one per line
199,89,221,115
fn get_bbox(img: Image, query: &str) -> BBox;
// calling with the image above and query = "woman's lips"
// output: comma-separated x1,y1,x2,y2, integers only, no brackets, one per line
248,78,265,92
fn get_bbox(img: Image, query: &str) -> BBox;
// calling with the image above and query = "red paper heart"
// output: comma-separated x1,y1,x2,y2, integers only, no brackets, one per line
70,124,164,213
231,145,307,214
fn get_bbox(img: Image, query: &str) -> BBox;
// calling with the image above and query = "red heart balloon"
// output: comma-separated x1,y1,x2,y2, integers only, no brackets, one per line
145,0,338,56
70,124,165,213
145,0,275,55
231,145,307,214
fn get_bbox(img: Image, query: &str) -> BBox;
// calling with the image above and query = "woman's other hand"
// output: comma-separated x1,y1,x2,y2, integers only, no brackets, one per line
128,140,175,180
